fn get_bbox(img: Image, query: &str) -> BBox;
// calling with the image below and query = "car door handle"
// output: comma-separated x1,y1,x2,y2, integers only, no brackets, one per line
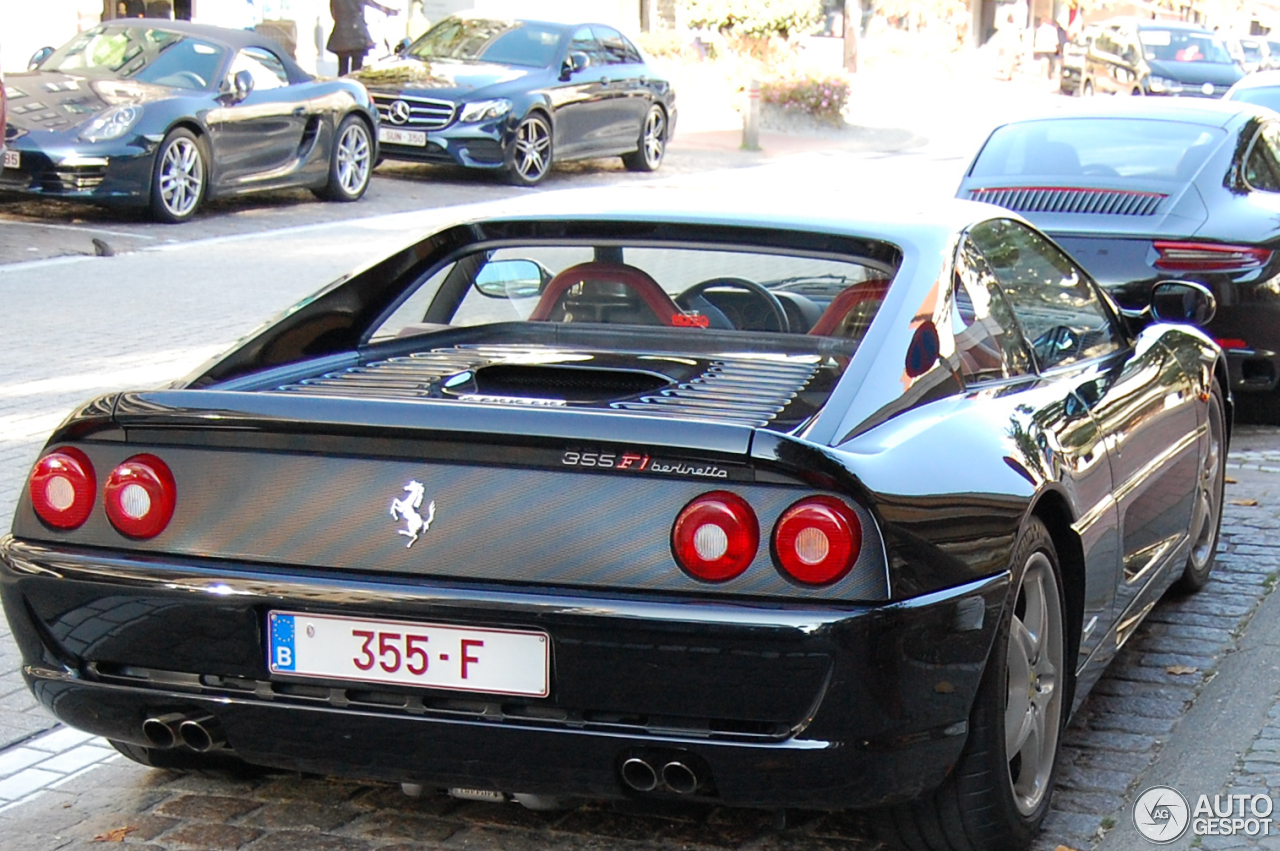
599,76,610,85
293,107,307,116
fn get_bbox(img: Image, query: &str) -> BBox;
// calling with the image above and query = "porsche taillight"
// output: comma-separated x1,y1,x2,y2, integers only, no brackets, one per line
104,454,176,539
29,448,96,530
772,496,862,586
1152,241,1272,272
671,491,759,582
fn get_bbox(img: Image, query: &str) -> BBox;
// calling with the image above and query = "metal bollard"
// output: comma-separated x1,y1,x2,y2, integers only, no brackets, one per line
742,78,760,151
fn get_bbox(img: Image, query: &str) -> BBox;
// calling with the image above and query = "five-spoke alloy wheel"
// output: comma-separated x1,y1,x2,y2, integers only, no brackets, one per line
1176,382,1226,592
150,128,206,224
507,114,552,186
623,105,667,172
318,115,373,202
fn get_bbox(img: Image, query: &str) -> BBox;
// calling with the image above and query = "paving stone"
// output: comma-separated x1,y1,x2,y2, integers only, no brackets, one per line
242,830,374,851
0,768,62,800
35,744,115,775
156,793,264,822
241,801,363,832
24,728,98,754
159,822,264,849
0,748,51,778
342,811,458,843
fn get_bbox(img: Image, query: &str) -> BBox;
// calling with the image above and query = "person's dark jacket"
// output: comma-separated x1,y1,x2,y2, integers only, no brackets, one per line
328,0,375,54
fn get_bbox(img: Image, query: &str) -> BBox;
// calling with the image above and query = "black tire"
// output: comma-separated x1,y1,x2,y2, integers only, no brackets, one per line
876,517,1068,851
108,739,262,775
622,105,667,172
506,113,552,186
149,128,207,224
1172,382,1226,593
317,114,373,202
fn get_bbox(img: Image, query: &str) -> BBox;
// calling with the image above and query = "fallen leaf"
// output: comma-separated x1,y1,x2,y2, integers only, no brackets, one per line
1167,665,1198,675
1225,477,1238,484
92,826,137,843
1230,498,1259,506
1055,845,1082,851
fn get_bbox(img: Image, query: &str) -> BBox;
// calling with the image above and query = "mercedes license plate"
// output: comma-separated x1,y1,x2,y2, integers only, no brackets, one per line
267,611,549,697
2,150,18,169
378,127,427,147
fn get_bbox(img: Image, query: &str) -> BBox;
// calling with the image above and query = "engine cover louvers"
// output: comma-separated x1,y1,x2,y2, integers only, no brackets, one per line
273,344,820,427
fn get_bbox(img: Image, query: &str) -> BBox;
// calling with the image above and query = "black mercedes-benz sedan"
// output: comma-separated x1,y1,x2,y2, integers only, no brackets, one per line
1,21,379,222
957,99,1280,419
2,192,1227,851
352,16,676,185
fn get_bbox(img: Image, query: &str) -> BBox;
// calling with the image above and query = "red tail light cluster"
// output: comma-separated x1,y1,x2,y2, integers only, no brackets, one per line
28,450,176,539
671,491,862,586
1153,241,1272,272
671,491,759,582
29,448,96,530
773,496,862,585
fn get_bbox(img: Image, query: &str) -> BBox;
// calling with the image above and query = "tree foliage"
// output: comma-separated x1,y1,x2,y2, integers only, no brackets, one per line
680,0,825,39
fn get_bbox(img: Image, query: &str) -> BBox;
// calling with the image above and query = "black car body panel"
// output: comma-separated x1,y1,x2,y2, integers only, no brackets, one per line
958,100,1280,400
0,21,378,208
1,197,1227,819
352,17,675,176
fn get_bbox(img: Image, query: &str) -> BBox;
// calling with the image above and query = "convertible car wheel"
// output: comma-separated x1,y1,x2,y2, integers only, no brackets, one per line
1174,382,1226,593
880,518,1066,851
506,114,552,186
622,105,666,172
317,115,373,202
150,128,206,224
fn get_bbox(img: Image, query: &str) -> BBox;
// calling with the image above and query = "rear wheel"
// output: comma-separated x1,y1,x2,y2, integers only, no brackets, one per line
876,517,1067,851
149,128,206,223
622,105,666,172
317,114,373,202
506,113,552,186
1173,383,1226,593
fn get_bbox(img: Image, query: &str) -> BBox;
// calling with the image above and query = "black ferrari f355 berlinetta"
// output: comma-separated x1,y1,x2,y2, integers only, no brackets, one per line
1,195,1228,851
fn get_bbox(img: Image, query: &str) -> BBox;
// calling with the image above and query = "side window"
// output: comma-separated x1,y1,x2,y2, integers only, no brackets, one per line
968,220,1124,371
569,27,605,68
592,26,638,64
953,238,1033,384
1244,124,1280,192
228,47,289,91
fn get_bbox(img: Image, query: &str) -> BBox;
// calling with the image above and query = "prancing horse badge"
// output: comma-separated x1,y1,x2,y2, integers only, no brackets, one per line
389,480,435,547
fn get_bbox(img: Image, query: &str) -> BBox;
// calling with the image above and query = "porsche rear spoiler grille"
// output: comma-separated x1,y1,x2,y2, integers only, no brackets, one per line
968,186,1166,216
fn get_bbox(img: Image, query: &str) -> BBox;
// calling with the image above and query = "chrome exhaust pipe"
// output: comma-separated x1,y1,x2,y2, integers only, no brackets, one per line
620,757,659,792
661,761,698,795
141,713,186,749
177,714,225,752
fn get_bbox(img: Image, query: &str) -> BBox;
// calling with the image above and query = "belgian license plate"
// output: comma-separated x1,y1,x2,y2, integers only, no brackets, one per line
378,127,427,147
2,150,18,169
267,611,549,697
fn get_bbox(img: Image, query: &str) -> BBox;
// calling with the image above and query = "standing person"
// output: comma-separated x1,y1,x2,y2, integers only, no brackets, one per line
329,0,399,76
1034,16,1059,79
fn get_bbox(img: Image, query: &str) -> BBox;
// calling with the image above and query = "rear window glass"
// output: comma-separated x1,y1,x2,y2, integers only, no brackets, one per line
1229,87,1280,114
970,119,1225,180
371,244,895,343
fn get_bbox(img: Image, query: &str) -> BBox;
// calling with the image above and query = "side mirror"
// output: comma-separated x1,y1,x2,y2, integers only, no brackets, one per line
1150,280,1216,326
474,259,547,299
28,47,54,70
560,51,590,79
230,69,255,103
395,37,412,55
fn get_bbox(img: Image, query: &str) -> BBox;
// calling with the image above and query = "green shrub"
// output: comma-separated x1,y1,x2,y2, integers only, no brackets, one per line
681,0,824,39
760,74,850,123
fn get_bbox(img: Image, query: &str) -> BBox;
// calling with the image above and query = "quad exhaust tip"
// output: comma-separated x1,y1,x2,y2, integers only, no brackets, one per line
141,713,186,749
178,714,225,752
620,757,659,792
661,761,698,795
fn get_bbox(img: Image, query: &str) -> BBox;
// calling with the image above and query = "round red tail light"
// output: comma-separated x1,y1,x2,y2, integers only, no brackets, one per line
773,496,862,586
29,448,96,530
671,491,759,582
104,454,176,539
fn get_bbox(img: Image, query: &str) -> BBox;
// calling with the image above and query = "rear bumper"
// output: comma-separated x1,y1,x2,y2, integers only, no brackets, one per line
1,535,1007,810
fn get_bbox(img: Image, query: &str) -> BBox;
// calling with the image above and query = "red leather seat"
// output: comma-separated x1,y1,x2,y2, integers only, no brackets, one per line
529,262,681,325
808,279,891,337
